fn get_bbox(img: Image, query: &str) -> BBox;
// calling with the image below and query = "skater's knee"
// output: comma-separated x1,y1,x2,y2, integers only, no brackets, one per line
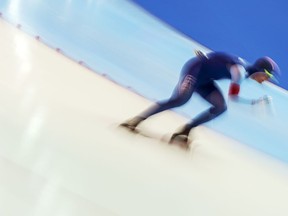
210,104,227,116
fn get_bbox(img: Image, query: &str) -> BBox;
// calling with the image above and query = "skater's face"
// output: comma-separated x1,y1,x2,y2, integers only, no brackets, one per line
249,72,270,83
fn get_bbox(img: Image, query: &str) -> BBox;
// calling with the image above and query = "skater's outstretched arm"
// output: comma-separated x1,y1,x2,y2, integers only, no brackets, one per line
228,64,271,105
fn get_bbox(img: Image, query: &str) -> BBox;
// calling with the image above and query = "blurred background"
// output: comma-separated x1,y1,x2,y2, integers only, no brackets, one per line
133,0,288,90
0,0,288,215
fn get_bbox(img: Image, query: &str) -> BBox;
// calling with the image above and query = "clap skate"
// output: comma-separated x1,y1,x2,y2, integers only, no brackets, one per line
169,133,191,150
119,116,144,133
168,124,192,149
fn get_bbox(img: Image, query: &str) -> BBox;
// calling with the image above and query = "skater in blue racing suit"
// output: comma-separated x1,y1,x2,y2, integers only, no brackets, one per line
120,51,280,144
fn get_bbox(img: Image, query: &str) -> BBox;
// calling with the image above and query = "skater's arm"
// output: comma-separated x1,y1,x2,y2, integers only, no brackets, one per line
228,82,254,104
229,89,272,105
228,64,271,105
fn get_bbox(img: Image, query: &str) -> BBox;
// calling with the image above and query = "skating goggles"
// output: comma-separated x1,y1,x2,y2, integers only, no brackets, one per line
264,69,273,78
264,69,279,83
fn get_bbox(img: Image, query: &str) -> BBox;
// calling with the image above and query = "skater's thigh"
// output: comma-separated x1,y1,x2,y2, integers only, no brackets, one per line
161,59,203,106
196,81,226,107
168,76,196,105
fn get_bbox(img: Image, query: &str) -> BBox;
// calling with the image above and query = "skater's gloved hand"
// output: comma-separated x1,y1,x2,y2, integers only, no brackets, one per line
251,95,272,105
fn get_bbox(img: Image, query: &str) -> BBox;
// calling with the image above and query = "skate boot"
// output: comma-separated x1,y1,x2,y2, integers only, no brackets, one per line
119,116,145,133
169,126,191,149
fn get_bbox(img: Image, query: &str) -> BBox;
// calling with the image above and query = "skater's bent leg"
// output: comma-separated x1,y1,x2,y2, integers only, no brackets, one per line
139,72,198,119
188,84,227,128
185,103,227,129
121,68,199,130
176,82,227,136
139,95,190,119
138,92,191,119
120,92,192,130
122,88,193,130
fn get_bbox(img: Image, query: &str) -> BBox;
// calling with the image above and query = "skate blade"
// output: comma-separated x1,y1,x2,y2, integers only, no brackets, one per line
118,124,139,134
168,136,191,150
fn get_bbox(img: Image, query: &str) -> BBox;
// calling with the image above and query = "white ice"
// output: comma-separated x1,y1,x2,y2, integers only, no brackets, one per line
0,19,288,216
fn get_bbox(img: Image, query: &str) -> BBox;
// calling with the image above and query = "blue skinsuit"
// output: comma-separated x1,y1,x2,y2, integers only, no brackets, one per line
139,52,248,131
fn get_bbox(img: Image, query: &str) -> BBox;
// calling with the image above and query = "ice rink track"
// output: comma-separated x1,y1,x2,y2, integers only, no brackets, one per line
1,0,288,162
1,18,288,216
